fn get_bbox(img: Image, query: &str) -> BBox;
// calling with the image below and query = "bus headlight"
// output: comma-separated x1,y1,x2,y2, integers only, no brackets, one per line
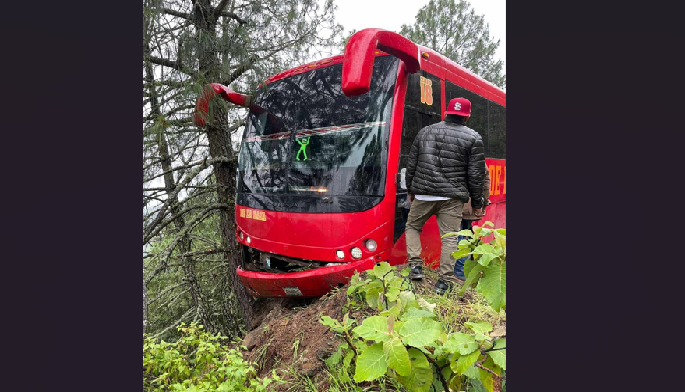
336,250,345,259
246,236,251,244
351,247,362,259
364,239,377,252
239,231,244,240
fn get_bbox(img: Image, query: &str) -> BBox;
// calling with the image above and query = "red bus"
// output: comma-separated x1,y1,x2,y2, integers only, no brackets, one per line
195,29,506,298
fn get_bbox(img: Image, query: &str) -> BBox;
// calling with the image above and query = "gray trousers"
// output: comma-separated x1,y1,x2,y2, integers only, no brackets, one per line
405,198,464,280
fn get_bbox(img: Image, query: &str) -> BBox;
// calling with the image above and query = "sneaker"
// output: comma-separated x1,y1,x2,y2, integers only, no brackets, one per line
408,265,424,280
434,278,454,295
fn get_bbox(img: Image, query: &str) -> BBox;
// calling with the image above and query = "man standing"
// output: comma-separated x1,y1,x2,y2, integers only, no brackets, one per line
405,97,486,295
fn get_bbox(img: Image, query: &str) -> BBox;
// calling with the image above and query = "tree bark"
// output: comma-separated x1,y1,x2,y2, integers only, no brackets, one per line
195,0,254,332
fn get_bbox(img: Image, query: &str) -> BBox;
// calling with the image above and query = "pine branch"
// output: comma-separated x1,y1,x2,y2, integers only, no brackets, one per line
163,7,190,19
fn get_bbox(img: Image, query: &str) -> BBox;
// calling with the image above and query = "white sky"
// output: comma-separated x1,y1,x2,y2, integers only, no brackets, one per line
333,0,506,74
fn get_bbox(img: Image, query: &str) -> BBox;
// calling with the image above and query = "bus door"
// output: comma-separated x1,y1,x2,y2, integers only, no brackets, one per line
393,72,443,243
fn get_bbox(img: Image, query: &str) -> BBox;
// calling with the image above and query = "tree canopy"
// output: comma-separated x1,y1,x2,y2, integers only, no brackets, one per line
399,0,505,88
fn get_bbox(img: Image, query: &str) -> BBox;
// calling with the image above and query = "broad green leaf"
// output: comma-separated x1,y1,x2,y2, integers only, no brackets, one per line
343,349,354,368
320,316,343,332
325,346,343,367
354,343,387,382
470,379,488,392
482,356,502,376
483,221,495,228
398,348,433,392
463,257,477,277
399,291,419,311
400,267,410,277
400,307,436,321
443,230,473,238
451,350,480,375
459,261,484,296
365,287,383,310
445,333,478,355
476,227,493,237
399,318,441,347
383,337,411,376
471,244,502,266
478,368,494,392
369,262,393,279
386,288,401,302
449,374,464,391
417,297,437,312
463,364,480,379
465,321,493,335
352,316,391,342
381,303,401,319
452,248,472,259
474,332,490,341
477,261,506,312
489,338,506,370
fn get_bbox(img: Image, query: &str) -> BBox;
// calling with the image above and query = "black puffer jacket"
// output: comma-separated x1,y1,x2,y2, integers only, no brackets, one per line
406,120,486,209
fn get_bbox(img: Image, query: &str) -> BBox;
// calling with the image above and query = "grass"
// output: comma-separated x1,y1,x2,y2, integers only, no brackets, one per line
414,267,507,335
258,265,505,392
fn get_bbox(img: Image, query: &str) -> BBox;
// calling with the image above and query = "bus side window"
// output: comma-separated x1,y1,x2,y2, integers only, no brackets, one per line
444,80,490,156
488,101,506,159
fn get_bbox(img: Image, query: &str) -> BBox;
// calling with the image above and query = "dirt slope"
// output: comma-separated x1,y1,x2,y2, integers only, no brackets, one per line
241,289,349,390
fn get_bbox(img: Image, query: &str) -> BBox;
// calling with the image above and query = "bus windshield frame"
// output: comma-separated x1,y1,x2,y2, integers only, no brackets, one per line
237,55,400,213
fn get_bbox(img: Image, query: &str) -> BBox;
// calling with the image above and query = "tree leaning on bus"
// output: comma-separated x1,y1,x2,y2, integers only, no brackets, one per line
404,97,486,295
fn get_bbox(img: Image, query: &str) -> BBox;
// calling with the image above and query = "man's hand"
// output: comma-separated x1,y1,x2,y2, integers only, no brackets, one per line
474,208,484,218
409,193,415,202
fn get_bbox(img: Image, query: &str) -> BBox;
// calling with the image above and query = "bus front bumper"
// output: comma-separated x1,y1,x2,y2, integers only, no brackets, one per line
236,251,389,298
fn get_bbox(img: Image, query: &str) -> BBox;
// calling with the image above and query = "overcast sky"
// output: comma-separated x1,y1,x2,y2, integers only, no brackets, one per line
334,0,506,73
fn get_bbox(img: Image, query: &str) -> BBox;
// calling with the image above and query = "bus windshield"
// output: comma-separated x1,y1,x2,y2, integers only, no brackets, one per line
238,55,399,204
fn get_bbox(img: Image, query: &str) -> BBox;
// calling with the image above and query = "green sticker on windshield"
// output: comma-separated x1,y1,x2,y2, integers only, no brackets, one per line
296,137,310,161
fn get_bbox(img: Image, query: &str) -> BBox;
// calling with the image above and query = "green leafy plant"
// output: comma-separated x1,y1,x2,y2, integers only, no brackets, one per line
320,262,506,392
446,221,506,312
143,322,281,392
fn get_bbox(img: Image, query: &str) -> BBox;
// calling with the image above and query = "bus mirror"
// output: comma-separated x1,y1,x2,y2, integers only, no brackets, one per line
194,83,252,127
342,29,421,97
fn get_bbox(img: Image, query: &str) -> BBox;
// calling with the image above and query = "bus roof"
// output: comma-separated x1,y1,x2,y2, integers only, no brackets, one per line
262,42,505,107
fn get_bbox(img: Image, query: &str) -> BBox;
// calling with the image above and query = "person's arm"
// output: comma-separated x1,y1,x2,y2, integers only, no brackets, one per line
405,129,422,195
483,163,491,206
466,135,485,210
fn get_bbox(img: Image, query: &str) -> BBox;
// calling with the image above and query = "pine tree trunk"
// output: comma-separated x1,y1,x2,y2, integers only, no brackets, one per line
195,0,254,332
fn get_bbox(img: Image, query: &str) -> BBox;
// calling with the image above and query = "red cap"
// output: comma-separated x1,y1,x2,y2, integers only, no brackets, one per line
445,97,471,117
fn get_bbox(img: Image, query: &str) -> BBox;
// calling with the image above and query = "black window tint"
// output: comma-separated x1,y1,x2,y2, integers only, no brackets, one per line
445,81,505,159
238,56,399,203
488,101,506,159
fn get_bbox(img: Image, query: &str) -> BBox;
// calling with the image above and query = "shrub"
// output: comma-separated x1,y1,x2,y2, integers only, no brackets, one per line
143,323,280,392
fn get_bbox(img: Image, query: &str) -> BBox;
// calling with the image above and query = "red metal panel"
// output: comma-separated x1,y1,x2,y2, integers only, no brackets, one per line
417,47,505,107
485,158,507,205
237,250,387,298
441,78,446,120
341,28,420,97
